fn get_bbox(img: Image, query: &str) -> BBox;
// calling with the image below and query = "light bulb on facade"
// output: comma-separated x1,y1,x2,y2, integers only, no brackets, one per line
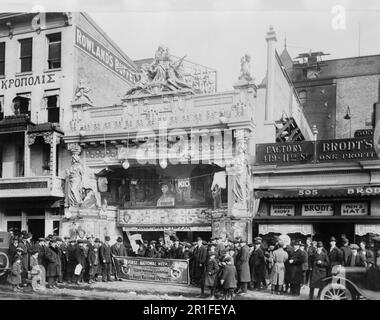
122,159,130,170
160,159,168,169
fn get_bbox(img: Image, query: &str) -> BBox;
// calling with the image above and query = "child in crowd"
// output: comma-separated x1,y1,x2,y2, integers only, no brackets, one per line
8,254,22,292
220,256,237,300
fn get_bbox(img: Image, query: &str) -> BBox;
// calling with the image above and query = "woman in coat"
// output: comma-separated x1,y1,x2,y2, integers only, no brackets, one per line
8,254,22,291
203,252,220,299
270,242,288,294
309,242,330,300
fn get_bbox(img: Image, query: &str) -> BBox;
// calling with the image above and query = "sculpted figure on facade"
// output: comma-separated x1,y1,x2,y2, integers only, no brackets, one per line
74,78,94,105
238,54,253,82
65,153,85,208
125,46,193,96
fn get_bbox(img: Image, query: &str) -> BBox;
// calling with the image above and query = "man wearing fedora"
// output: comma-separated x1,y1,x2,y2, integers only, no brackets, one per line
288,241,306,296
328,237,343,275
100,236,112,282
236,239,250,295
193,236,208,288
347,244,366,267
309,241,330,300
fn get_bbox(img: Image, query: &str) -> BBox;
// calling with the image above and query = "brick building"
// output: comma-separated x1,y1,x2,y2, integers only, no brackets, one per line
0,12,139,239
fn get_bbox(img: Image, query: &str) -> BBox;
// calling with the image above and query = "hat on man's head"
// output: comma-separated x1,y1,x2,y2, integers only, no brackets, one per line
143,240,148,244
69,238,76,243
254,240,261,245
38,237,45,242
208,251,216,257
350,244,359,250
117,237,123,243
104,236,111,241
317,241,324,248
294,240,301,246
330,236,336,242
24,232,32,239
64,236,70,240
196,237,202,241
342,236,349,243
50,238,57,243
94,238,101,243
248,243,254,247
55,237,63,242
77,239,86,244
223,256,232,263
45,237,51,242
16,247,24,253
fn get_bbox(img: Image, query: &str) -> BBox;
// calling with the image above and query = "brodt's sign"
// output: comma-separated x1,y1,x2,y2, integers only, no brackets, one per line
255,137,378,165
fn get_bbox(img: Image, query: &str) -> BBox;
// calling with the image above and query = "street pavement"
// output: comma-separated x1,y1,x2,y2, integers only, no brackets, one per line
0,280,310,300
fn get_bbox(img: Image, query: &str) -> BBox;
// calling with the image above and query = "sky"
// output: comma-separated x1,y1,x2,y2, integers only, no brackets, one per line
2,0,380,91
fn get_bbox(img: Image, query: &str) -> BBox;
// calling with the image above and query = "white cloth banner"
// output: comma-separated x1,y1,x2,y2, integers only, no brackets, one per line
259,224,314,235
211,171,226,189
124,230,143,254
355,224,380,236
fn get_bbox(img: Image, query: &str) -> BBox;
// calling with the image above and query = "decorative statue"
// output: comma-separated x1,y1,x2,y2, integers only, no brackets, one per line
238,54,253,82
74,78,93,104
211,184,222,210
65,153,85,207
125,45,193,96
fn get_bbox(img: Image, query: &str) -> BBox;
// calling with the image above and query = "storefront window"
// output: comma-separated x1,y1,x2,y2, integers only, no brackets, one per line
100,165,227,208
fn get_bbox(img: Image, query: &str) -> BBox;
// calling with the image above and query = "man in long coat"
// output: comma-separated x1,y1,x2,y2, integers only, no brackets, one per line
328,237,343,275
193,237,208,288
66,239,78,283
236,239,250,294
99,236,112,282
249,240,266,290
340,236,352,266
168,237,183,259
288,241,306,296
45,239,62,289
309,241,330,300
270,241,288,294
284,243,294,293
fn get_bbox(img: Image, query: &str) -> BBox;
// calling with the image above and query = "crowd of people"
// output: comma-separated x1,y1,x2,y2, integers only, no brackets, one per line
7,230,127,292
6,229,377,300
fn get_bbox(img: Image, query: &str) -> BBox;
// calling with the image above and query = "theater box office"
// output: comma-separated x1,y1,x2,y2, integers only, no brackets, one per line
252,137,380,247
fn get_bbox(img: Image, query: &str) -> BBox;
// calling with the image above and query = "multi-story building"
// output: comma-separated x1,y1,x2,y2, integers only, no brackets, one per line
0,12,139,239
252,47,380,246
63,26,312,244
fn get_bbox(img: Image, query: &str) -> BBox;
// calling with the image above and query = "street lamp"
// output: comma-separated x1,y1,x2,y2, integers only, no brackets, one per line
344,106,352,138
312,125,318,164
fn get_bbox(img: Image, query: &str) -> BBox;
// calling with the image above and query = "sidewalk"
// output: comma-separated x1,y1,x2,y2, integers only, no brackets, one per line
0,280,310,300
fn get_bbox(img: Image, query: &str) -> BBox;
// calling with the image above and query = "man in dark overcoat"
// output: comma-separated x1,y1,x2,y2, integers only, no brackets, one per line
45,239,62,289
309,241,330,300
249,240,266,290
328,237,343,274
193,237,208,288
100,236,112,281
340,236,352,266
168,237,183,259
288,241,306,296
236,239,250,294
66,239,77,283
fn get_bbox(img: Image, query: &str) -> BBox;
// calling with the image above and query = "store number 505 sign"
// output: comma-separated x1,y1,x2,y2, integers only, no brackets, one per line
299,189,318,196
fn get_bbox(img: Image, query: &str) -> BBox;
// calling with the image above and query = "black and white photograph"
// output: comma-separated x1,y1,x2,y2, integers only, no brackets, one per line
0,0,379,311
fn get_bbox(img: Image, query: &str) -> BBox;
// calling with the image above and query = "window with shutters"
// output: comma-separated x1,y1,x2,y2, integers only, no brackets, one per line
19,38,32,72
0,42,5,76
47,33,61,69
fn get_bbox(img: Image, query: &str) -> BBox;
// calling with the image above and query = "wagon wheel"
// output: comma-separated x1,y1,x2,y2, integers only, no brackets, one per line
0,252,9,277
319,283,353,300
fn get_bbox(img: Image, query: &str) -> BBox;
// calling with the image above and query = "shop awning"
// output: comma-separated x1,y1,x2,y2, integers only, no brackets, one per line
255,186,380,199
258,224,313,235
355,224,380,236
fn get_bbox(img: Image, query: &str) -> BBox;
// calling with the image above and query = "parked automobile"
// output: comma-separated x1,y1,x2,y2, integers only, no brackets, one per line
0,231,11,282
319,236,380,300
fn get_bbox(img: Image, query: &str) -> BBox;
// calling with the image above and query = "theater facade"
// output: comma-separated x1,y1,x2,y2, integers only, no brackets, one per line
252,130,380,245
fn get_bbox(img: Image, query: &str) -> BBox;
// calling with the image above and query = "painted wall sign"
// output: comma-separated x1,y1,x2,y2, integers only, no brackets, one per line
122,226,211,232
0,74,56,90
75,27,138,83
341,202,368,216
302,203,334,216
117,208,212,226
113,256,189,284
255,137,378,166
270,204,295,216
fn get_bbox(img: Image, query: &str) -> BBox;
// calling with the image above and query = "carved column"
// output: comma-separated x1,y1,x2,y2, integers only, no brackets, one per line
43,132,60,177
24,132,31,176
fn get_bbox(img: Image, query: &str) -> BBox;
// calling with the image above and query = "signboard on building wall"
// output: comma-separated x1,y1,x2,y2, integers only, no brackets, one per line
0,73,56,91
341,203,368,216
302,203,334,216
270,204,295,216
113,256,189,284
255,141,314,165
117,208,212,227
75,27,138,84
255,137,378,166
